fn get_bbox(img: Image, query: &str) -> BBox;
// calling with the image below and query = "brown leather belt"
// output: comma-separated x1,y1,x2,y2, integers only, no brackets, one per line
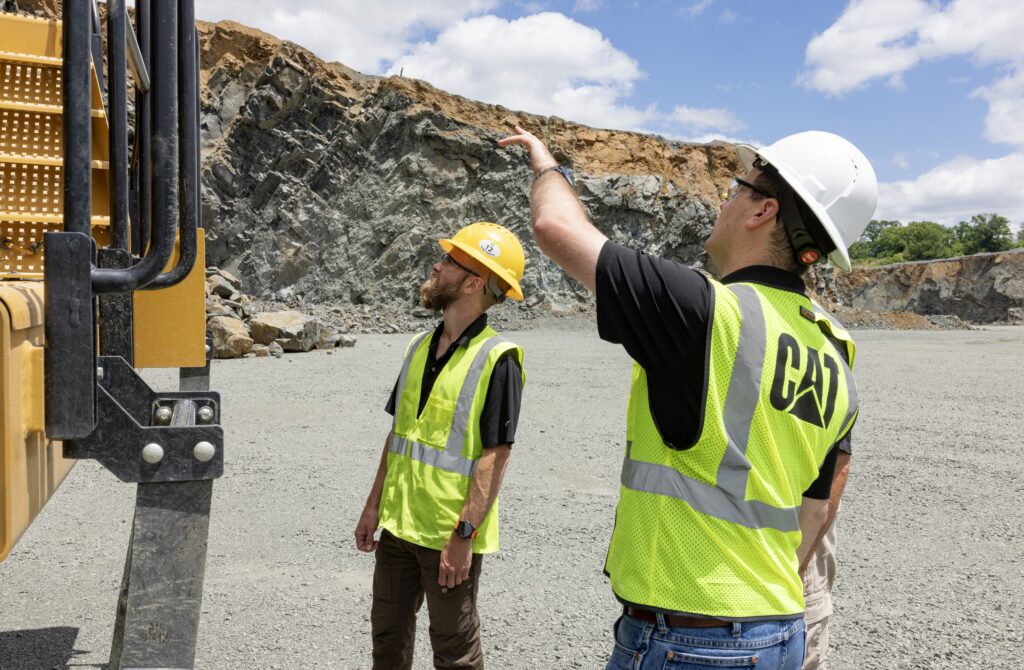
626,607,728,629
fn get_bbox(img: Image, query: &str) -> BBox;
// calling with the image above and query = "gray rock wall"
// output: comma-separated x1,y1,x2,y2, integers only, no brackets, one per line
196,25,726,317
823,250,1024,323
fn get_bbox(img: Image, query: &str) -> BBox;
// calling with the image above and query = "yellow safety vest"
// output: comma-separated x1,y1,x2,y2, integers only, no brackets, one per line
605,280,857,618
379,325,524,554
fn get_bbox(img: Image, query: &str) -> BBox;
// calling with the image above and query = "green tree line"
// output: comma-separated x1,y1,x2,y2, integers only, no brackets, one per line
848,213,1024,265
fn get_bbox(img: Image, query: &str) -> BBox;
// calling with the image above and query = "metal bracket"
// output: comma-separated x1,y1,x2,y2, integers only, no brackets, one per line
64,357,224,483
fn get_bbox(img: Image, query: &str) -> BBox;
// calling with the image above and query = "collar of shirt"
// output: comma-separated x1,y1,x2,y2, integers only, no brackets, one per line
428,312,489,362
721,265,806,296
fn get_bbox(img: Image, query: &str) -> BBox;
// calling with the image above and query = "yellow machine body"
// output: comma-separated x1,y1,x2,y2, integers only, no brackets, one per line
0,12,208,562
133,230,207,369
0,282,73,562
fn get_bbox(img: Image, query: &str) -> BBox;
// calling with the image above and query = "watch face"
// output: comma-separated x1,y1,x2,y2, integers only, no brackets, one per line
457,521,474,538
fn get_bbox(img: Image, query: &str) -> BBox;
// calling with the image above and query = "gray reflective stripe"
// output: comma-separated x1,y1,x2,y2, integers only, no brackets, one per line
392,331,432,432
716,284,767,497
444,336,508,452
621,442,799,532
390,334,509,478
390,435,477,477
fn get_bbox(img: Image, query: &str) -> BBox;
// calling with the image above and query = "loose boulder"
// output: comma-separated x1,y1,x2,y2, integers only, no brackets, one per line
250,310,331,352
209,316,254,358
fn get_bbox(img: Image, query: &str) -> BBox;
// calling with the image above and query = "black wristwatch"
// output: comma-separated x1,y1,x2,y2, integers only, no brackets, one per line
536,164,575,188
454,519,478,540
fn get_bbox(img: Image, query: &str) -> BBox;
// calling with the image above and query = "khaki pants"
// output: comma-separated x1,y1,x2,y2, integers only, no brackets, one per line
803,613,830,670
371,529,484,670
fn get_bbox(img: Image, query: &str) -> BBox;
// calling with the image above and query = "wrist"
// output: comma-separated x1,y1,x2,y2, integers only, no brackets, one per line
536,164,575,188
453,519,478,540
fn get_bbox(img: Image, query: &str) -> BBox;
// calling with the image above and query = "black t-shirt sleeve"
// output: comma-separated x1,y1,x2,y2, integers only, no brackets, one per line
385,377,398,416
803,442,840,500
595,240,713,449
479,352,523,448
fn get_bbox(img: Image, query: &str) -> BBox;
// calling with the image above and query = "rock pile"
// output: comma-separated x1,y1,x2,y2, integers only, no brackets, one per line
205,267,356,358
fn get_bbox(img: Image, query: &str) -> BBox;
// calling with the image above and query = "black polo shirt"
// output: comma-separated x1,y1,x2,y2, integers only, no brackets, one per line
385,313,522,448
595,240,850,499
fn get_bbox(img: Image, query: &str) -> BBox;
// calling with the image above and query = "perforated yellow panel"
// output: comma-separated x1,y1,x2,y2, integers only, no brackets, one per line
0,60,61,109
0,109,62,160
0,12,110,278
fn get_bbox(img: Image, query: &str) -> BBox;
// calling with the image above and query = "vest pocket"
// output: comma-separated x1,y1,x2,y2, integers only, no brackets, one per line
417,395,456,448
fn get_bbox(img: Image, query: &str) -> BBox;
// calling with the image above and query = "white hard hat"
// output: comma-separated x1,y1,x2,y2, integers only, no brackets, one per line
735,131,878,272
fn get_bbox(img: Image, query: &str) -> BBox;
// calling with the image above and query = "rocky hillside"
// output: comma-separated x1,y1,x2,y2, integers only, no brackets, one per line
833,250,1024,324
195,21,737,321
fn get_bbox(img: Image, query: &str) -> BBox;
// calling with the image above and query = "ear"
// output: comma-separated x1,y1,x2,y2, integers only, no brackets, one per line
745,197,779,231
461,274,485,296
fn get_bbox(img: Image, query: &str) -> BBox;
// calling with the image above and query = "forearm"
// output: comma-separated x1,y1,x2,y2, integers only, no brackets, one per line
364,431,392,509
531,174,607,292
798,452,852,572
459,445,512,526
796,497,829,574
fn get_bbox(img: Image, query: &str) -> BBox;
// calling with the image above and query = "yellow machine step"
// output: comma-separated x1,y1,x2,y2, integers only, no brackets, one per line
0,12,110,279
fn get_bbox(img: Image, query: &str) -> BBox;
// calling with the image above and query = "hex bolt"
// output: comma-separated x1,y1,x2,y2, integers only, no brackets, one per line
96,366,105,380
154,406,173,424
193,441,216,462
142,443,164,464
197,406,215,423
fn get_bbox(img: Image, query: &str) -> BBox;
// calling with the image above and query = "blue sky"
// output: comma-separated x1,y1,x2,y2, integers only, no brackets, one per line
196,0,1024,227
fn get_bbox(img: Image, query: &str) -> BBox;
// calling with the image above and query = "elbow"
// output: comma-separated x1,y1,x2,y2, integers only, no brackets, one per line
533,214,560,254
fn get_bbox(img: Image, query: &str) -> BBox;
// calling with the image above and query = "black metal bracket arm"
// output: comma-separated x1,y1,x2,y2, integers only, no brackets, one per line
64,357,224,484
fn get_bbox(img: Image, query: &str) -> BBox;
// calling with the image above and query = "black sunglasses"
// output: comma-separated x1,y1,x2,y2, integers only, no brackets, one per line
723,177,776,202
440,253,479,277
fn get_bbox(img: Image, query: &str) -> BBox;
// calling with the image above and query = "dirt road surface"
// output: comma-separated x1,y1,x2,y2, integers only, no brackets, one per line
1,325,1021,669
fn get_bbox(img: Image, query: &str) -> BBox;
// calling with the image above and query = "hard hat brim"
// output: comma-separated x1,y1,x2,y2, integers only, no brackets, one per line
438,239,525,301
736,144,853,272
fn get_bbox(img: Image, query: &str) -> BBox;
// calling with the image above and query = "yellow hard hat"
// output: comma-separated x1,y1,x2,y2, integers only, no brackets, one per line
439,222,525,301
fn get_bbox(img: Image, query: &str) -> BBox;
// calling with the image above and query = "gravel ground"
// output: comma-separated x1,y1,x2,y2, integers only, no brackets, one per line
1,325,1021,669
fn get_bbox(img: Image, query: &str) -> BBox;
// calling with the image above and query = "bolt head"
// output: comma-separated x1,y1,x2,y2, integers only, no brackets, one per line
142,443,164,464
96,366,105,380
193,441,216,462
197,406,215,422
155,406,173,423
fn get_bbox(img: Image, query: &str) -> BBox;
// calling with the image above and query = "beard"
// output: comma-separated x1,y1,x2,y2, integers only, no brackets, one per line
419,274,462,312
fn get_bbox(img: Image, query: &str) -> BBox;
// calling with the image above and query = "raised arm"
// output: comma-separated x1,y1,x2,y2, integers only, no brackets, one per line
498,126,607,292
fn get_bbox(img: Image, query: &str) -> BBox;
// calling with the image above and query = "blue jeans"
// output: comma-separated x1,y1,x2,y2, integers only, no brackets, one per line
605,613,805,670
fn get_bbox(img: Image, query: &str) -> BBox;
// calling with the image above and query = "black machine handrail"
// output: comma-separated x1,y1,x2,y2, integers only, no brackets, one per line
71,0,199,294
89,0,177,294
107,0,129,251
144,0,199,290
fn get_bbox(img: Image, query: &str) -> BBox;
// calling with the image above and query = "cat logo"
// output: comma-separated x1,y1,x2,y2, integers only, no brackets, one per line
768,333,841,428
479,239,501,257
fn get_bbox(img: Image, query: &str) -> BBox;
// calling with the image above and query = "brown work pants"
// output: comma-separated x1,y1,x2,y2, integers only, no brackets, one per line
371,529,484,670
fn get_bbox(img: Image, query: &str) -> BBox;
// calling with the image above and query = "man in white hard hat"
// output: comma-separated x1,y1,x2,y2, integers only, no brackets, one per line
354,222,527,670
498,127,876,670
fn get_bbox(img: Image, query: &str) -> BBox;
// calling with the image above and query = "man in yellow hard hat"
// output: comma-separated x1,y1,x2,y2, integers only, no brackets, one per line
355,222,526,670
499,126,876,670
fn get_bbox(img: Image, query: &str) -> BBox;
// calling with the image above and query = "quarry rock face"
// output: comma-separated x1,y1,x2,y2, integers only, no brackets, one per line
830,251,1024,324
195,21,736,318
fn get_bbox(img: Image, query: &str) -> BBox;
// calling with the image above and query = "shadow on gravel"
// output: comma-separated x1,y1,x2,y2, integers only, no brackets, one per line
0,626,101,669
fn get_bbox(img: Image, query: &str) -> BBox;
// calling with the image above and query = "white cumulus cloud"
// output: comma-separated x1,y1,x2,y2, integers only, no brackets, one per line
876,153,1024,225
195,0,498,74
803,0,1024,224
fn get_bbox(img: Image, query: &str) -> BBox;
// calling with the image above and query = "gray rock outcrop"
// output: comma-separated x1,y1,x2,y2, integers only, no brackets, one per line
831,250,1024,323
195,21,737,318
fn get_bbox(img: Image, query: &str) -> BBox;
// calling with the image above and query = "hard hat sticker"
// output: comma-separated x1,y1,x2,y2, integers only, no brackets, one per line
480,240,501,257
